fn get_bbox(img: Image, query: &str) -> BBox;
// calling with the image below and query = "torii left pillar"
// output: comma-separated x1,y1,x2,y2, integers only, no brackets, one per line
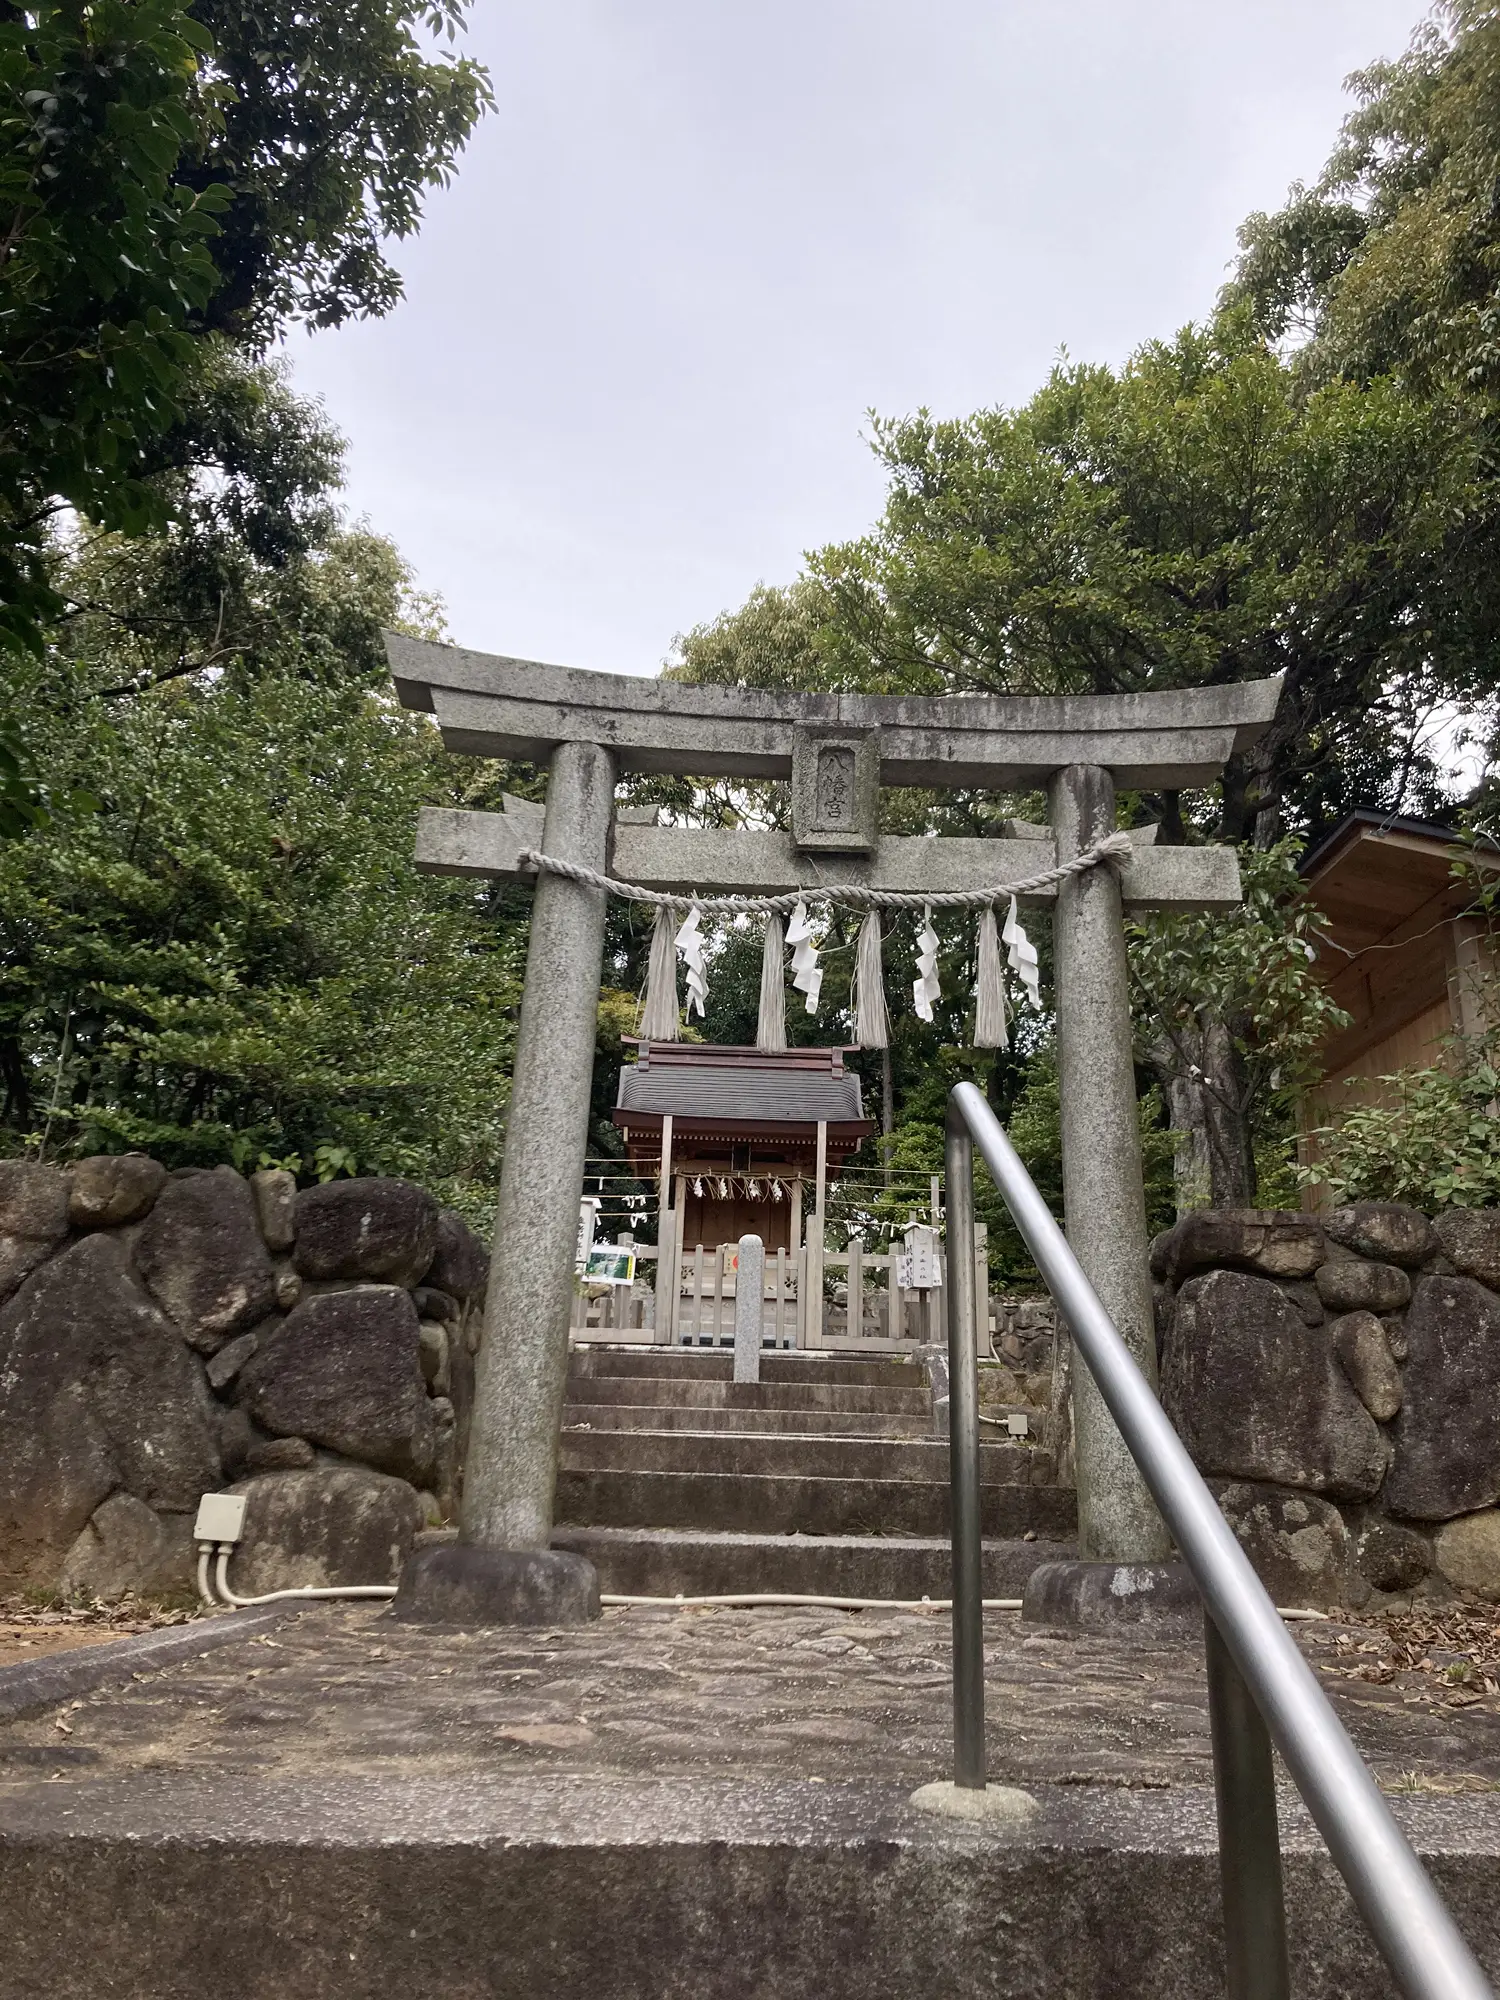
393,739,616,1626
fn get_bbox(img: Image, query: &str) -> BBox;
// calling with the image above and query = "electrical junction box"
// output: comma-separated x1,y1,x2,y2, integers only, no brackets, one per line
193,1492,247,1544
896,1223,943,1292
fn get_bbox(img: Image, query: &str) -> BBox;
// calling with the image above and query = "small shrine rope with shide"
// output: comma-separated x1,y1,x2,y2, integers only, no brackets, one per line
516,828,1134,1052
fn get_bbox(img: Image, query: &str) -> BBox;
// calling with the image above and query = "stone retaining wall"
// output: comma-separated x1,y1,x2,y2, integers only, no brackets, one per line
0,1158,487,1599
1153,1202,1500,1609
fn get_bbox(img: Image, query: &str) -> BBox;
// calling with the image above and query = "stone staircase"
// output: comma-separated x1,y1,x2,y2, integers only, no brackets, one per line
551,1347,1076,1597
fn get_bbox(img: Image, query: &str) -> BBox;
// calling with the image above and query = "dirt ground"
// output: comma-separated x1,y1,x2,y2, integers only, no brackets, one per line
0,1596,204,1668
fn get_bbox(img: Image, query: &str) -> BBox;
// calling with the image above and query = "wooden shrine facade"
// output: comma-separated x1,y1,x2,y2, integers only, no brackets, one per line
613,1041,871,1253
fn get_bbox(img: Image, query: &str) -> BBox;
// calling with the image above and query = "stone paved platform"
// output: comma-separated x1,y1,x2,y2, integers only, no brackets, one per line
2,1602,1498,1997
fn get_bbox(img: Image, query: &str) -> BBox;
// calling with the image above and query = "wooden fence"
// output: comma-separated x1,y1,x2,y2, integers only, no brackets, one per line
569,1228,989,1354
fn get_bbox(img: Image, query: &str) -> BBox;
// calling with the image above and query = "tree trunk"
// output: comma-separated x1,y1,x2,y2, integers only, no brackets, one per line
1150,1017,1256,1215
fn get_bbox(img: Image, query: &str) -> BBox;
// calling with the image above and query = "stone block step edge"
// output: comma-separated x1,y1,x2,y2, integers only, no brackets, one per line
557,1429,1047,1478
1,1776,1496,2000
551,1526,1075,1599
569,1351,925,1387
562,1405,935,1438
0,1605,292,1725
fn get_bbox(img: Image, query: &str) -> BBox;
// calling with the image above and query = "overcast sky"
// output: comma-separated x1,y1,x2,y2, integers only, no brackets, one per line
285,1,1428,678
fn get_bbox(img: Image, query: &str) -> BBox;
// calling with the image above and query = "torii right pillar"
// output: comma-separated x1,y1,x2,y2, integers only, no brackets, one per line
1050,763,1169,1564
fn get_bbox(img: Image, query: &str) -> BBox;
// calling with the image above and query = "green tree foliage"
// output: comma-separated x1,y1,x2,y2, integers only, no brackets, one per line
0,379,519,1216
1,1,488,656
1232,2,1500,396
1301,1036,1500,1207
1,2,230,651
183,0,490,341
806,318,1499,848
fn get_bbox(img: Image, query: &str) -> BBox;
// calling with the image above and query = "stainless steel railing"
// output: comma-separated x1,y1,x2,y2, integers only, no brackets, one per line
943,1081,1493,2000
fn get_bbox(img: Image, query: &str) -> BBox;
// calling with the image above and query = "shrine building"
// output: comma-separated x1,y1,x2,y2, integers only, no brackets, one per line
612,1041,872,1254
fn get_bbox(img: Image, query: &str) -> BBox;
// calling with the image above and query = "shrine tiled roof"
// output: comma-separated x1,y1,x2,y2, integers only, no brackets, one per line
615,1046,864,1127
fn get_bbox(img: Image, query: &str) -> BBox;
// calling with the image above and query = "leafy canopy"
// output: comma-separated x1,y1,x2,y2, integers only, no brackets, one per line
1232,1,1500,396
0,1,489,658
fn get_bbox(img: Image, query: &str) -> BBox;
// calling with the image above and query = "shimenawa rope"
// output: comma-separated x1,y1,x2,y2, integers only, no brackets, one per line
513,828,1133,916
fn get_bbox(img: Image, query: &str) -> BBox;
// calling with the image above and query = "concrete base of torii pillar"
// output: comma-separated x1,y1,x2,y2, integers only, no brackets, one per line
395,738,617,1627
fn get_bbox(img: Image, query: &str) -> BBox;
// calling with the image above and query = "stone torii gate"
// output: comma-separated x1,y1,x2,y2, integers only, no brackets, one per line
384,632,1281,1623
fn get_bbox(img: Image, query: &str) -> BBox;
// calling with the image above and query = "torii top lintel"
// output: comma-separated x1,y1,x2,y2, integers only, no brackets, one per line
387,634,1282,793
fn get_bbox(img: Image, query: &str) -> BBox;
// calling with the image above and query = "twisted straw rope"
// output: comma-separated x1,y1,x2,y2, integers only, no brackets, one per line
514,828,1134,916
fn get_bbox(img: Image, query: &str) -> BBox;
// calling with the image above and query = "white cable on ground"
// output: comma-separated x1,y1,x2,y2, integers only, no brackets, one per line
599,1592,1331,1619
194,1546,1331,1622
207,1545,398,1608
601,1592,1023,1611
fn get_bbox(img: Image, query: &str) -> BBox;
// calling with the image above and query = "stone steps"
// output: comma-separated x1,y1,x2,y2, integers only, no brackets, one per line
556,1346,1076,1595
566,1374,932,1416
555,1467,1076,1539
559,1426,1043,1483
562,1403,931,1438
569,1349,923,1388
551,1524,1071,1598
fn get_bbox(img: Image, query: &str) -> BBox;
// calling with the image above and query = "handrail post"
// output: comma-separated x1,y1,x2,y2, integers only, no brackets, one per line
1206,1612,1290,2000
944,1098,985,1788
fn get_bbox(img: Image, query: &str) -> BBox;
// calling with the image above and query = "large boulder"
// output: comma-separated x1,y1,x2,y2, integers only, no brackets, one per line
0,1234,221,1588
235,1285,436,1481
226,1466,424,1594
1385,1275,1500,1521
1161,1269,1388,1500
58,1493,194,1599
1151,1210,1324,1287
1355,1519,1432,1594
67,1153,167,1231
0,1159,70,1237
1314,1258,1411,1315
1433,1510,1500,1600
1432,1210,1500,1293
1213,1482,1359,1611
0,1160,70,1305
292,1178,439,1288
1330,1312,1403,1423
249,1168,297,1252
425,1208,489,1301
134,1167,276,1352
1322,1202,1435,1269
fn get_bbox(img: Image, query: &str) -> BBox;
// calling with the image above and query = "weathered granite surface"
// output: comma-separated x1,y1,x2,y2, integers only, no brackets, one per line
0,1159,486,1595
1155,1203,1500,1608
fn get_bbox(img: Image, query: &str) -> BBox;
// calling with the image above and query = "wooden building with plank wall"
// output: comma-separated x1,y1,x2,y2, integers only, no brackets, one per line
1299,810,1497,1199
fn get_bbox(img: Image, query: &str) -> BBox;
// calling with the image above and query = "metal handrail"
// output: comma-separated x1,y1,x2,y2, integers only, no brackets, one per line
943,1080,1492,2000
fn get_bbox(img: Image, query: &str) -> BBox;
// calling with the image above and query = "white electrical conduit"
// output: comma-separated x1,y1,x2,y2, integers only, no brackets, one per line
204,1544,400,1609
194,1550,1328,1621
